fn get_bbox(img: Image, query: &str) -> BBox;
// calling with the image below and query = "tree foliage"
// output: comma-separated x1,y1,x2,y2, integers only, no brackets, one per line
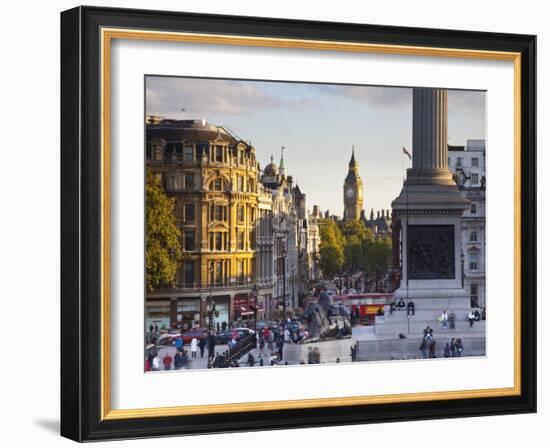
318,219,345,277
364,237,392,289
146,172,182,291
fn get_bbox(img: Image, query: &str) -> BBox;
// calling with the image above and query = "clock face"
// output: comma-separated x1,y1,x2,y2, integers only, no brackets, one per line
346,188,354,198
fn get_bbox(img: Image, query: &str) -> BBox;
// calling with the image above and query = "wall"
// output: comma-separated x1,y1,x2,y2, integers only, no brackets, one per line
0,0,546,446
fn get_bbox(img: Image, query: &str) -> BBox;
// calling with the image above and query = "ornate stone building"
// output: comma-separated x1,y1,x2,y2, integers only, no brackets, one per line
145,118,271,330
448,139,486,308
343,148,364,221
362,208,392,237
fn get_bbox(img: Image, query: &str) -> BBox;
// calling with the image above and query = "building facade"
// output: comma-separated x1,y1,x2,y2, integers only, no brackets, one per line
145,118,320,331
145,118,269,331
448,139,487,308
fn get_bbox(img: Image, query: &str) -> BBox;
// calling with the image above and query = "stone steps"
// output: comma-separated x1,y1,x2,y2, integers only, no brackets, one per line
357,336,486,361
374,319,485,335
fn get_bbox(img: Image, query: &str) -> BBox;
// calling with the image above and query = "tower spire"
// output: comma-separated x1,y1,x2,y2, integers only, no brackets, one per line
279,146,286,176
349,145,357,166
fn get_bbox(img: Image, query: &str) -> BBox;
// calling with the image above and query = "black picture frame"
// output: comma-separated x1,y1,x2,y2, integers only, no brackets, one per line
61,5,536,442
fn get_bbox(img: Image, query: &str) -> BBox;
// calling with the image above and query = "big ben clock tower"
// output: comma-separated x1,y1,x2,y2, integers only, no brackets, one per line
343,148,364,220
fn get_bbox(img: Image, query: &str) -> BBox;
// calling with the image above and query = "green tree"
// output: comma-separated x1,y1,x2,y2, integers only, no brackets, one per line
146,172,182,291
318,219,345,278
364,237,392,291
319,244,345,278
344,235,363,272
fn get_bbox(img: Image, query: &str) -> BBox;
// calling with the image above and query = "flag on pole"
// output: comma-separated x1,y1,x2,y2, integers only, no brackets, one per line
402,146,412,160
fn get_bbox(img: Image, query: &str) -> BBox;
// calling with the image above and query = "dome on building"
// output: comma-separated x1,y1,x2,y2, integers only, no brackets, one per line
263,154,278,176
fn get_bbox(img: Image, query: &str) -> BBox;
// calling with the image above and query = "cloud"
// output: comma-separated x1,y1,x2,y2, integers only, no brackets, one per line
146,77,316,117
448,89,486,114
317,84,411,108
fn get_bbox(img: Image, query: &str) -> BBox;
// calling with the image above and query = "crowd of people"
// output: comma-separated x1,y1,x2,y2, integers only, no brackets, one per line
419,326,465,359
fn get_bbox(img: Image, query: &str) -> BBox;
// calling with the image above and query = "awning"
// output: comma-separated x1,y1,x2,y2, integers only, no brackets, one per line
239,305,254,316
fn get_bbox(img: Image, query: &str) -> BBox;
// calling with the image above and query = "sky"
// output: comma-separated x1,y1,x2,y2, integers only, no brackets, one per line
146,76,486,216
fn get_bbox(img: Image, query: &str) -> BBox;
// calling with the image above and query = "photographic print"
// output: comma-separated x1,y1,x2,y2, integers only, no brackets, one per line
143,76,487,372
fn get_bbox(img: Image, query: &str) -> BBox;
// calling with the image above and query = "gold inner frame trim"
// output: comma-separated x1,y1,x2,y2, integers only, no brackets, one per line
100,27,522,421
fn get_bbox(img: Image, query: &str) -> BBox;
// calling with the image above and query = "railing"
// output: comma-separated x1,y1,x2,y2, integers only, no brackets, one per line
210,333,257,368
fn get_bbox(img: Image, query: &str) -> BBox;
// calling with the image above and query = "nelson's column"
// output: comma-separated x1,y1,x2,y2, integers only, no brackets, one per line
390,88,470,321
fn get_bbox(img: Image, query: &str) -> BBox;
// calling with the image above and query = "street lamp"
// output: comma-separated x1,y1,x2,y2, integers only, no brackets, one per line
282,246,287,318
251,284,258,333
461,251,465,289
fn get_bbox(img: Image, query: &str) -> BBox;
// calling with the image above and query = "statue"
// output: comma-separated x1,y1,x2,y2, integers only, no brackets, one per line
302,300,352,342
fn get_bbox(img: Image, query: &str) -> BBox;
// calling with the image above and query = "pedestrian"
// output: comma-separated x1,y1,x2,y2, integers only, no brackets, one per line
181,350,189,368
152,354,161,371
190,337,198,359
145,358,151,371
468,310,476,328
247,352,255,367
267,329,275,353
174,350,182,370
175,336,183,351
450,338,456,357
216,321,221,334
444,342,451,358
284,327,291,344
147,347,157,367
277,334,284,360
198,335,206,358
154,323,159,334
259,330,265,355
407,300,415,317
162,352,173,370
350,344,357,362
456,338,463,357
441,310,448,329
449,311,456,330
149,323,154,334
419,337,428,359
429,337,436,358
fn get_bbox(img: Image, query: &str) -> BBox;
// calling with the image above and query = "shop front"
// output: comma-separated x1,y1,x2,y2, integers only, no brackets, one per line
211,295,230,331
176,297,201,331
145,300,171,333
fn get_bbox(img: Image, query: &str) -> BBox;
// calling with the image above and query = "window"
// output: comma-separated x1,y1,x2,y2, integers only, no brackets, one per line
470,203,477,214
237,176,244,192
237,260,245,283
215,261,223,284
211,205,225,221
456,157,463,168
469,253,479,271
469,231,478,242
174,143,183,161
237,205,244,222
472,157,479,167
211,178,223,191
470,284,479,307
154,146,163,161
183,146,194,162
214,145,224,162
239,150,245,164
184,231,195,251
237,231,244,250
184,204,195,224
471,173,479,185
209,233,223,251
146,142,152,160
184,173,194,190
184,261,194,286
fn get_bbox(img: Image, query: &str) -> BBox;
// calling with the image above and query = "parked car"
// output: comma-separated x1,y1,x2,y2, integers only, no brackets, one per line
180,328,207,344
215,327,255,345
155,333,181,346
